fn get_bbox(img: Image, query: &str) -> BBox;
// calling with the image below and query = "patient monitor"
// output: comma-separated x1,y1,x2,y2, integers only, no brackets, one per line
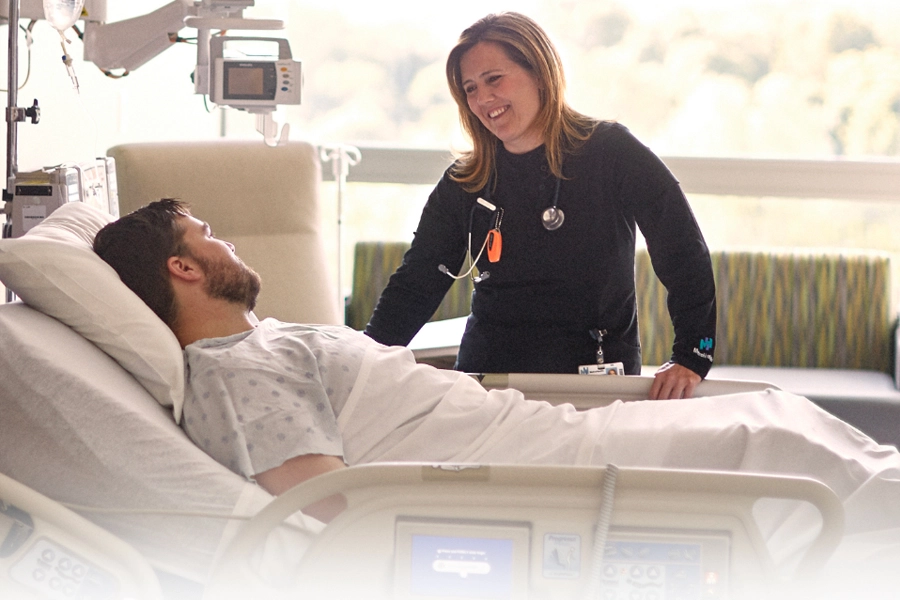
210,463,843,600
206,34,302,144
209,36,302,111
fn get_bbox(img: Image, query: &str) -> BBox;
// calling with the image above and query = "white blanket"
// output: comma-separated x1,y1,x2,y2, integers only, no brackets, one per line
339,344,900,577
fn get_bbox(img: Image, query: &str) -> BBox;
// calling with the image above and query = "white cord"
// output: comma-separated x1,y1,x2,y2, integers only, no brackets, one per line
438,228,490,281
0,22,34,92
582,464,619,600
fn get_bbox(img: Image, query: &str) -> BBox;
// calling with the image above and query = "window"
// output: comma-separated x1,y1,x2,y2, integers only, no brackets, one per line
3,1,898,301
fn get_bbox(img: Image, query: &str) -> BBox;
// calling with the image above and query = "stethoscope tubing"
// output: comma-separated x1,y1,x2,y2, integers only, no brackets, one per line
442,171,564,282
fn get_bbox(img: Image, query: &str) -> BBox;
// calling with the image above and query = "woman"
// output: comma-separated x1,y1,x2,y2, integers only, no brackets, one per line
364,12,717,400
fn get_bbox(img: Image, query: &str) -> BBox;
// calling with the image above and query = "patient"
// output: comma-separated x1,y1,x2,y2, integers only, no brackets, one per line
94,200,900,541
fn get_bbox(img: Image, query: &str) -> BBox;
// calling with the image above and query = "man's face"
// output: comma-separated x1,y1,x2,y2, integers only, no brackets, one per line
177,215,262,310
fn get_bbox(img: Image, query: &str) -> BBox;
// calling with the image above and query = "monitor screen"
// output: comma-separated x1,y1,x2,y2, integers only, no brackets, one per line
395,519,530,600
222,62,276,101
409,535,514,599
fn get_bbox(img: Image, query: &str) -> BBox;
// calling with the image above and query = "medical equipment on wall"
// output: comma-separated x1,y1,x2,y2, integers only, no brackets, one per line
4,158,118,238
1,0,302,174
0,471,163,600
2,2,301,247
207,35,302,146
78,0,301,144
206,463,844,600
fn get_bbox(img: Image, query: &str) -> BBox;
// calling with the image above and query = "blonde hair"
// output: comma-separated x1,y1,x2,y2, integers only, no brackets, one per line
446,12,598,192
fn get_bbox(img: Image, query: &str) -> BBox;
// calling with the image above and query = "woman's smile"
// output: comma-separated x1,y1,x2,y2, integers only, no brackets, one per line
460,41,544,154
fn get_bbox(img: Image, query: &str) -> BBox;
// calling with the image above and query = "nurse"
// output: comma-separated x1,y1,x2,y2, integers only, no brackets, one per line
365,12,717,400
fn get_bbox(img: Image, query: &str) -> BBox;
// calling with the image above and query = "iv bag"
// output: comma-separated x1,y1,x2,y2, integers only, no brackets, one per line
43,0,85,31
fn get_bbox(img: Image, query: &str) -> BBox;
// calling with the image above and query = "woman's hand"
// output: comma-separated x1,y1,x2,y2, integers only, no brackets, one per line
648,362,701,400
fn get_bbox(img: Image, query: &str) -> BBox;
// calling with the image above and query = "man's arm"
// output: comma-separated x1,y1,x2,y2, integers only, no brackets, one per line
253,454,347,522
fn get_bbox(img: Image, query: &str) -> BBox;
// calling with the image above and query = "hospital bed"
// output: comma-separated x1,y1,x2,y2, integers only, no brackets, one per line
0,144,892,599
209,463,847,600
0,298,848,600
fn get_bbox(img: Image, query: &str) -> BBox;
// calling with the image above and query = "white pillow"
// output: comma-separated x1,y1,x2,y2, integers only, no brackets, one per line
0,203,186,422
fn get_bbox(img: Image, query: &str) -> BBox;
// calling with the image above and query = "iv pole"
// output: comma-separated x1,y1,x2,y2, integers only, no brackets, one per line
320,144,361,319
5,0,20,205
4,0,38,302
4,0,18,304
4,0,39,207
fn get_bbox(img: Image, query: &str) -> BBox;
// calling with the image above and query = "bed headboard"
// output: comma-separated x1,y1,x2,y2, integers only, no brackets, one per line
107,140,341,326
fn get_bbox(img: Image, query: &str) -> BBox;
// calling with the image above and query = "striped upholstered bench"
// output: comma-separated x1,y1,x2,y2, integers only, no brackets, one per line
345,241,473,332
636,248,895,373
351,244,896,375
349,243,897,376
636,248,899,447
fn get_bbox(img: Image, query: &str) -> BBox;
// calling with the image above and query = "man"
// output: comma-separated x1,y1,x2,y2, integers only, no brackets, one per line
94,200,900,546
94,199,347,519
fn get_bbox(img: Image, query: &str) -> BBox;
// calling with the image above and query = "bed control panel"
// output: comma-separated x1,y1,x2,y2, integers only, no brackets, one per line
0,472,156,600
8,537,119,600
214,464,843,599
599,528,730,599
392,519,730,600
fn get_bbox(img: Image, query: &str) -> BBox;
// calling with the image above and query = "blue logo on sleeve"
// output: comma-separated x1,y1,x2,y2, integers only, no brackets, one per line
699,337,714,351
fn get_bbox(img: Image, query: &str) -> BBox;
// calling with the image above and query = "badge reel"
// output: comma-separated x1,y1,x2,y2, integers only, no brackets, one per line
578,328,625,375
487,207,504,263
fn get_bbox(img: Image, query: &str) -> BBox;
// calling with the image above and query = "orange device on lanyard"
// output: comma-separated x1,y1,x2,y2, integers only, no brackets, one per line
486,207,504,263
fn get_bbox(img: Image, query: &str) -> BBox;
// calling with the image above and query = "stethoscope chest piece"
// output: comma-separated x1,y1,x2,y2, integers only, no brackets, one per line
541,206,565,231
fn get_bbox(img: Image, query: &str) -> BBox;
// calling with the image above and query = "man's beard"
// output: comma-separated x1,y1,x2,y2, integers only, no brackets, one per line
191,252,262,311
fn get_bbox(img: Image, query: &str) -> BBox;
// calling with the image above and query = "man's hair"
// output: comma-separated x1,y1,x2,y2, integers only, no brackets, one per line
93,199,191,328
445,12,599,192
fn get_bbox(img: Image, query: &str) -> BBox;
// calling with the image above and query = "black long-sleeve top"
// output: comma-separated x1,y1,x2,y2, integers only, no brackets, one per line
365,122,717,377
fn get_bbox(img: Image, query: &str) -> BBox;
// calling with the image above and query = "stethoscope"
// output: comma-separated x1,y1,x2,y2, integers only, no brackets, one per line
438,172,564,282
438,197,498,283
541,177,564,231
